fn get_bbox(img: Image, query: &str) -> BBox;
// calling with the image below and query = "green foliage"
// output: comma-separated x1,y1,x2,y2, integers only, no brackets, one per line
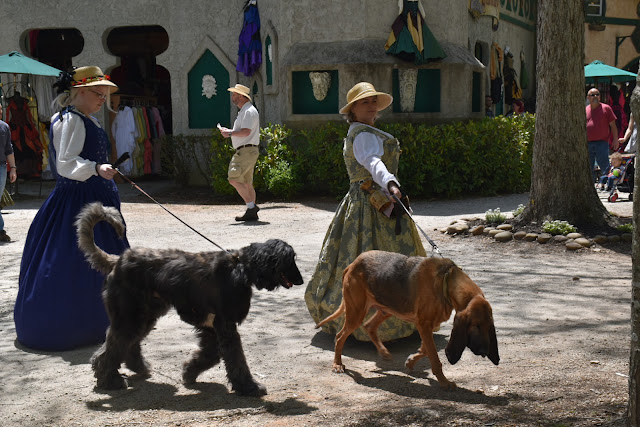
202,115,535,200
209,130,236,195
542,220,577,235
485,208,507,224
254,124,302,199
160,134,214,187
616,223,633,233
295,122,349,196
513,204,526,217
378,113,535,198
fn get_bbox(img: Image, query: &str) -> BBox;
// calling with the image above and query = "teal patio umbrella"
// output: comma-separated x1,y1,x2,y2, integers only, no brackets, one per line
584,60,636,84
0,51,61,76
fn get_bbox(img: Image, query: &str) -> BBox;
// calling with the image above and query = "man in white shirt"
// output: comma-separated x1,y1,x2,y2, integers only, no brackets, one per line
219,84,261,221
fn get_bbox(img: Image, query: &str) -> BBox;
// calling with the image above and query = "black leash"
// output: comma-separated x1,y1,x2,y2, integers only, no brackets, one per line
111,153,229,253
392,194,442,256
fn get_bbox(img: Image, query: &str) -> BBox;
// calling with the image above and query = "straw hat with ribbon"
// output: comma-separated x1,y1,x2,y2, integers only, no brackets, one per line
227,84,252,102
70,66,118,93
339,82,393,115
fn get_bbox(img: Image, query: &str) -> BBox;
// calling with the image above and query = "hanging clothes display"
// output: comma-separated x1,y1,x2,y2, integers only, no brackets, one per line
151,106,164,174
111,106,138,175
490,43,504,105
384,0,446,64
7,92,42,178
237,0,262,77
502,47,522,105
112,102,165,177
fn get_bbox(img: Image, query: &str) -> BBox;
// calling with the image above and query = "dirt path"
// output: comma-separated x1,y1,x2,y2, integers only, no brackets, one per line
0,181,633,426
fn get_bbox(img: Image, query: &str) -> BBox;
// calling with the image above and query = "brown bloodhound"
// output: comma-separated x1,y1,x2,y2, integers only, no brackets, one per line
316,250,499,390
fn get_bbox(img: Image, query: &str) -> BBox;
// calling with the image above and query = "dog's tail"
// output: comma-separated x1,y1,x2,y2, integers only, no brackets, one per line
315,299,346,328
75,202,124,274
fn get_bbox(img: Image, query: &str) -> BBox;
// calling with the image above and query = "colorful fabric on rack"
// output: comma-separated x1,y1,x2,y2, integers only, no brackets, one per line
7,96,42,178
111,106,138,175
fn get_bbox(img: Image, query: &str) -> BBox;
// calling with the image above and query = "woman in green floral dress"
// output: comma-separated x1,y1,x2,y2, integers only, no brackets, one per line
305,82,426,342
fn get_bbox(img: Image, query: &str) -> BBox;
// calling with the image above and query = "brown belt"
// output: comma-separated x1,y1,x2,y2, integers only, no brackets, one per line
236,144,258,151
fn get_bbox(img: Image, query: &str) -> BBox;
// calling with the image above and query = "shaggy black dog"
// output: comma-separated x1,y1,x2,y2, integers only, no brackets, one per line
75,202,303,396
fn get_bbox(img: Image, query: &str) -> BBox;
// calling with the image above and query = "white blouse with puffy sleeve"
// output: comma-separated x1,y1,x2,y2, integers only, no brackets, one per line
350,123,400,190
50,111,100,181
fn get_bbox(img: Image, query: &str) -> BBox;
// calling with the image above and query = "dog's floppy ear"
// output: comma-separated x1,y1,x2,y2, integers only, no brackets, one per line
487,322,500,365
445,311,467,365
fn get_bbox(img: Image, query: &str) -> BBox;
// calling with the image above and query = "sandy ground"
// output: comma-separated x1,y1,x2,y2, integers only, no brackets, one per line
0,179,634,426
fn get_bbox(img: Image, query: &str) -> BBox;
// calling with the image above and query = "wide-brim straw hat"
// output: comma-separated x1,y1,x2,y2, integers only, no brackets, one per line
339,82,393,115
71,66,118,94
227,84,252,101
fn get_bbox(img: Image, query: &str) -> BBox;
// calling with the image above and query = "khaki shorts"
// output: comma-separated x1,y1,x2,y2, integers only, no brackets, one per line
228,146,259,184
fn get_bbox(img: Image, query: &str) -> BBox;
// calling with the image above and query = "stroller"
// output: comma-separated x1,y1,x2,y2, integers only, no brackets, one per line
606,154,634,202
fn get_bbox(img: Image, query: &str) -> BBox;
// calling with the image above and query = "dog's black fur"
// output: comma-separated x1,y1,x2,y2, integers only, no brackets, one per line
75,202,303,396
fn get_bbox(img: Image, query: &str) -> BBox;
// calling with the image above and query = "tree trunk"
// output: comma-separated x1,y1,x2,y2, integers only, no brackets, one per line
629,70,640,427
518,0,612,230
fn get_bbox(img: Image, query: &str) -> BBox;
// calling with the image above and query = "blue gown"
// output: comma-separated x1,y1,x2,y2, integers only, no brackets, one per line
14,108,129,351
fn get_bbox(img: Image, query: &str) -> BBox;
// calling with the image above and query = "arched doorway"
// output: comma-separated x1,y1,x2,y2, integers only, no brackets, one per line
107,25,172,134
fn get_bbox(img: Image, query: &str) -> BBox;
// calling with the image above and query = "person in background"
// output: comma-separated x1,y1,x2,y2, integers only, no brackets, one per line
506,99,525,117
218,84,260,222
14,66,130,351
586,88,618,182
485,95,494,118
0,104,18,242
305,82,426,343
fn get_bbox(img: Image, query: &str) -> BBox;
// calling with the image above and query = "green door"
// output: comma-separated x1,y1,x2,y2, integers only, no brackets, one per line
188,49,230,128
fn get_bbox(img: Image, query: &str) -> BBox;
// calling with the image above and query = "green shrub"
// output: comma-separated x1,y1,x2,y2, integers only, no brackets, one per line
616,223,633,233
254,124,302,199
209,130,236,195
542,220,577,235
203,115,536,200
513,204,526,217
485,208,507,224
296,122,349,197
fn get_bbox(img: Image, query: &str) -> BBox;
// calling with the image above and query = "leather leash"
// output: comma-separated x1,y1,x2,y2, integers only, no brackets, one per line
392,194,442,256
111,152,229,253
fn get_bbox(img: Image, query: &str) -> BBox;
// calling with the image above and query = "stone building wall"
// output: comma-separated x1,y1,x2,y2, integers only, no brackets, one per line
0,0,536,134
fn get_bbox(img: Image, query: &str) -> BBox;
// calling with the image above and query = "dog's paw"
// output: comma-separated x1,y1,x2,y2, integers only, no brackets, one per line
234,381,267,397
332,363,345,373
125,359,151,377
405,356,418,371
438,379,457,391
182,369,198,385
96,374,128,390
379,349,392,360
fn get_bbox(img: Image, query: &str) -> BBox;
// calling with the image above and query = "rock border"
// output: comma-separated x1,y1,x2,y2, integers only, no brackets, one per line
440,219,632,251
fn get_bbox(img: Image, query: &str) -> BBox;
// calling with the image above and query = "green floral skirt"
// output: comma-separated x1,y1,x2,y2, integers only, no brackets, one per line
305,183,426,341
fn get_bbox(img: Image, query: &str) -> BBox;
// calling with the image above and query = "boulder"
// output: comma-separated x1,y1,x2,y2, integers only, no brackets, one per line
608,235,621,244
470,225,485,235
497,224,513,231
524,233,538,241
621,233,633,243
566,241,583,251
566,232,583,240
513,231,527,240
553,235,569,243
575,238,591,247
593,235,608,244
488,229,502,237
537,233,552,244
494,231,513,242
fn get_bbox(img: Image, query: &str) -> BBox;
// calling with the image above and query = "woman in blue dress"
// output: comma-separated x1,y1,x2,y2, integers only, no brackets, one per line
14,66,130,351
